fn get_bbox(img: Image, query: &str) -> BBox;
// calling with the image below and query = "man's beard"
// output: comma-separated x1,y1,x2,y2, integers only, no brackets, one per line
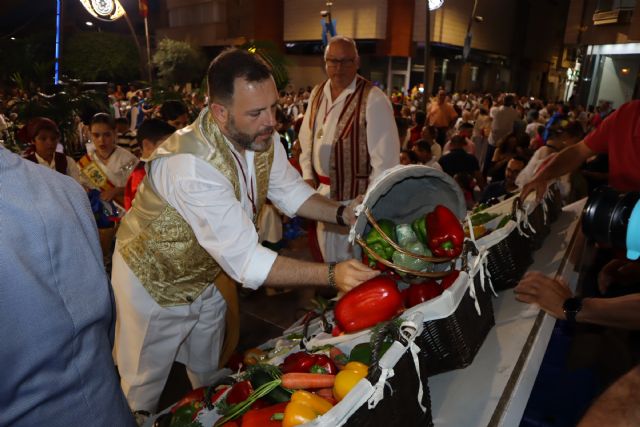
227,114,274,152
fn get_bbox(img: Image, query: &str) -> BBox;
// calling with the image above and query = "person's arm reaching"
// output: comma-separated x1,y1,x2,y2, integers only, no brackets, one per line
520,141,594,201
514,271,640,329
264,257,379,294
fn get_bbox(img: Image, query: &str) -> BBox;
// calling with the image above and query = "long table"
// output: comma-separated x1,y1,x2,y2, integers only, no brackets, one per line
429,199,586,427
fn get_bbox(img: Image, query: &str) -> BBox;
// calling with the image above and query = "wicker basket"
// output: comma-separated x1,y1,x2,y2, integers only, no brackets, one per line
545,184,563,223
416,274,495,376
343,343,433,427
527,202,550,250
485,227,534,291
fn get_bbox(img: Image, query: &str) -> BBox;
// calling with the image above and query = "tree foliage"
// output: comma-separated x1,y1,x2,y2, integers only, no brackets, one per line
0,31,56,90
63,32,140,82
240,40,290,92
152,38,207,87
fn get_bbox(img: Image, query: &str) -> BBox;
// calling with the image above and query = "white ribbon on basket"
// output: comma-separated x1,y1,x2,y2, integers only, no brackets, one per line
515,203,535,237
367,317,426,413
465,218,498,316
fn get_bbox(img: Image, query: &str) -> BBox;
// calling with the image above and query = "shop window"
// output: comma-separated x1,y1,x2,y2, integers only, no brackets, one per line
595,0,636,11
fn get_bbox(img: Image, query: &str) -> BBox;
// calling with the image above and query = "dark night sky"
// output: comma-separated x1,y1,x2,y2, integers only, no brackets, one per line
0,0,148,40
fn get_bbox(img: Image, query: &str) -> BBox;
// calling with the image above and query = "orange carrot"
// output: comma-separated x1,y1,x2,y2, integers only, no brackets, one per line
281,373,336,389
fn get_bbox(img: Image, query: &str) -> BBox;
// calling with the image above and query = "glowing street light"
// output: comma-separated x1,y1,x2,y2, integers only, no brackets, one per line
79,0,125,21
428,0,444,10
85,21,94,26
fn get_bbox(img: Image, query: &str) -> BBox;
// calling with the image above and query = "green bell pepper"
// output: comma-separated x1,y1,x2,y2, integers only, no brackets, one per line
411,216,428,244
364,219,396,261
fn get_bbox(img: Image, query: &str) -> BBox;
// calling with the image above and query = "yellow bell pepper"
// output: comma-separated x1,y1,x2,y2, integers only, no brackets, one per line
282,390,334,427
332,361,369,401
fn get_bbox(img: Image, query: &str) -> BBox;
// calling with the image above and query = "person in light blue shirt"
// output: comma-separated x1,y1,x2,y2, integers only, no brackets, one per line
0,147,135,427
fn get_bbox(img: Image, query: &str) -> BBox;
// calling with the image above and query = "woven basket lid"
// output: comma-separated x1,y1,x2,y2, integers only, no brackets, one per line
350,165,466,257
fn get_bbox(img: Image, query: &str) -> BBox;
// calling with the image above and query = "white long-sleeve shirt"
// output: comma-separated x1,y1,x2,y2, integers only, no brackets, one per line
298,76,399,197
115,133,314,290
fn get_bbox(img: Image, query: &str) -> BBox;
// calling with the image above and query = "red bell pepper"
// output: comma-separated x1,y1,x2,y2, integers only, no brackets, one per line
226,380,254,405
441,270,460,290
241,402,288,427
426,205,464,258
334,276,403,333
405,280,442,308
171,387,206,413
281,352,338,375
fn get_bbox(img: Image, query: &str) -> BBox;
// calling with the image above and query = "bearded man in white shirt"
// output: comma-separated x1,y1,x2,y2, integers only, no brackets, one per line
111,48,378,414
299,36,400,263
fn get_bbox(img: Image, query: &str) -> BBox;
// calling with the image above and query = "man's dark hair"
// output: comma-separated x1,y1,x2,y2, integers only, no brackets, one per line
90,112,115,129
136,119,176,145
159,100,188,122
415,139,431,152
414,110,426,126
459,122,474,131
504,95,515,107
207,48,272,105
401,149,418,163
450,135,467,146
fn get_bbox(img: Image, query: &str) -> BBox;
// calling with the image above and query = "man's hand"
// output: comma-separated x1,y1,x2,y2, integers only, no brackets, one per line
334,259,380,294
514,271,573,319
520,178,549,203
305,179,317,190
344,195,364,226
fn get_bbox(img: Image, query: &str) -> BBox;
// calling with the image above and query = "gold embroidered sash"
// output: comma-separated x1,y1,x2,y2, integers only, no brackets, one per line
78,153,115,191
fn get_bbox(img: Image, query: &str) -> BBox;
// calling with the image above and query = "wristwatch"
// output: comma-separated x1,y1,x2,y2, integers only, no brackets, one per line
562,297,583,322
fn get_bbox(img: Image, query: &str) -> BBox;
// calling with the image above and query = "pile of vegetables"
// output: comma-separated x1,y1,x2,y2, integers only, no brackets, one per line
155,332,396,427
464,205,511,239
362,204,464,274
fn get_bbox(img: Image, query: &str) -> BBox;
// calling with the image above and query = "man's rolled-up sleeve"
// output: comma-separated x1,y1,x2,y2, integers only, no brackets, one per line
267,136,316,217
151,155,277,289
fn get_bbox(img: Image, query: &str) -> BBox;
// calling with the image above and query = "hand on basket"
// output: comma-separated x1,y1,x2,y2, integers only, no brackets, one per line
520,178,549,203
344,195,364,226
335,259,380,294
514,271,573,320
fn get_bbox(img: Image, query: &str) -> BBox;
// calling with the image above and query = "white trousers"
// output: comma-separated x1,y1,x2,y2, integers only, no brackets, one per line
315,183,353,263
111,249,227,412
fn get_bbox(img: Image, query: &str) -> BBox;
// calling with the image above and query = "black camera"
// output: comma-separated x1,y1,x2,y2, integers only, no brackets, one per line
582,186,640,260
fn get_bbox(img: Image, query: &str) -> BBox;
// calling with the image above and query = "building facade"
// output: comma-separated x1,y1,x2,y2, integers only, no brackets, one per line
564,0,640,108
154,0,571,99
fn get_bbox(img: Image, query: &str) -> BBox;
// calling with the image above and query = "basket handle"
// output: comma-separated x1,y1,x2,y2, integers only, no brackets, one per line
510,196,524,220
356,236,454,278
362,208,452,263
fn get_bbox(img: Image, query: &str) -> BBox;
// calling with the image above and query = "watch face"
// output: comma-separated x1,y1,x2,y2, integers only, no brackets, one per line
563,297,582,313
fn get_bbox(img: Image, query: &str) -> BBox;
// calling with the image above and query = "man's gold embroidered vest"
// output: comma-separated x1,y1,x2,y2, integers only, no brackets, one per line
116,109,274,306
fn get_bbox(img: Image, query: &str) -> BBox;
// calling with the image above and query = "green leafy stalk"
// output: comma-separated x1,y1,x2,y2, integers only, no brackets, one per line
214,379,283,427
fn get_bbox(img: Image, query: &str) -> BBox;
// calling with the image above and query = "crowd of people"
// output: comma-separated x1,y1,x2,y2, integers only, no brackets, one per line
1,34,639,426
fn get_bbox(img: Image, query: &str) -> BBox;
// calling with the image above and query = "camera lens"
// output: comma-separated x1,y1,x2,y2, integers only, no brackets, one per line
582,186,640,249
